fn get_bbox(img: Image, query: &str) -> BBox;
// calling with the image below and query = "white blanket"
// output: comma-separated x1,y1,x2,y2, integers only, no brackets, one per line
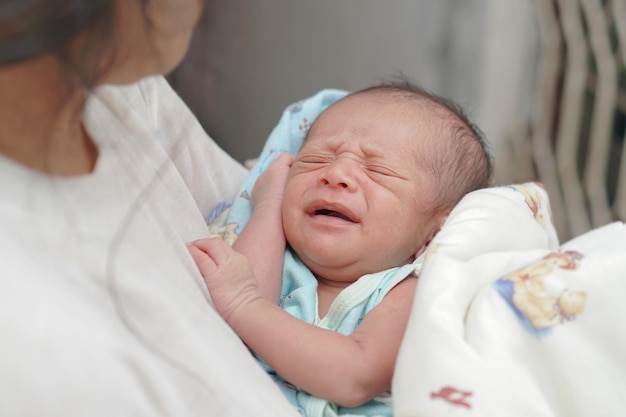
393,182,626,416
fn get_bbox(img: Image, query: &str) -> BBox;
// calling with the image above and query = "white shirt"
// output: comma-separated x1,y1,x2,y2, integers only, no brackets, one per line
0,76,300,417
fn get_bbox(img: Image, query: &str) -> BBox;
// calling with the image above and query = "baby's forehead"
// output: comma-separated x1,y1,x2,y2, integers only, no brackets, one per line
299,132,390,153
303,95,442,148
320,91,445,128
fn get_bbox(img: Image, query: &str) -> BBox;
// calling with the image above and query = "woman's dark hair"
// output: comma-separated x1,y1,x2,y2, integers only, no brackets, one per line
0,0,120,90
0,1,109,63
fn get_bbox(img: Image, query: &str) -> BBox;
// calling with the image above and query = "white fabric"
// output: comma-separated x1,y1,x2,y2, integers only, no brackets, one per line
393,182,626,416
0,76,301,417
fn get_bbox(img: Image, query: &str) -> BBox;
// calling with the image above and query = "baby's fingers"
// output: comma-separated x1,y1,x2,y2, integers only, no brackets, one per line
187,242,214,275
188,238,253,282
271,152,295,168
189,237,231,261
186,237,233,276
187,238,260,320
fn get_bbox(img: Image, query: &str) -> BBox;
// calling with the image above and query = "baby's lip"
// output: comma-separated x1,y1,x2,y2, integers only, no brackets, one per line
306,201,359,223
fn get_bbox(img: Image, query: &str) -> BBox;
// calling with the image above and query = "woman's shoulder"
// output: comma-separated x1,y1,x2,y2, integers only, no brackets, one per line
91,75,175,117
87,75,198,142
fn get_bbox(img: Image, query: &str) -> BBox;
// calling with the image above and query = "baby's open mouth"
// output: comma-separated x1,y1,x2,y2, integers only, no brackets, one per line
314,208,355,223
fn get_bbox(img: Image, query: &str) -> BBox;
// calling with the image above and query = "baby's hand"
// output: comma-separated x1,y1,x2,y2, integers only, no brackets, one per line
251,152,294,209
187,238,261,321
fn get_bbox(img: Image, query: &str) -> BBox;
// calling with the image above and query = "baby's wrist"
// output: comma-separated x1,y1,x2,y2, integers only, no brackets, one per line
252,198,283,214
226,292,269,329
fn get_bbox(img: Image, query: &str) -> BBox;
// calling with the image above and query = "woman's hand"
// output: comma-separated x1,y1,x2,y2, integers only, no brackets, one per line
187,238,261,321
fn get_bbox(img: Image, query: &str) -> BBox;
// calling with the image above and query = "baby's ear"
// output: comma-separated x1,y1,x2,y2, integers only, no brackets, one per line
415,213,449,258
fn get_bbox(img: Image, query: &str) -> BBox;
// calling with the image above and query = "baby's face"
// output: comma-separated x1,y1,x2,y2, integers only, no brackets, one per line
281,93,445,283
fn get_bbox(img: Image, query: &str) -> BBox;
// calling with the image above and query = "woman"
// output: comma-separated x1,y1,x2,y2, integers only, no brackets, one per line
0,1,299,416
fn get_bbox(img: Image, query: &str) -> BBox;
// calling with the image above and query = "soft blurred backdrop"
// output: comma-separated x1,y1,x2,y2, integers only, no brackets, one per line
169,0,626,242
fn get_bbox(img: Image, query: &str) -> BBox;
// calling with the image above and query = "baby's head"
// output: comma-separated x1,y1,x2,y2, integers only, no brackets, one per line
352,81,493,210
282,81,492,283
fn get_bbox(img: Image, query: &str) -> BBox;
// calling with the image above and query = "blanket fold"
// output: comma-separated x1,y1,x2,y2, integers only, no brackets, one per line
393,183,626,417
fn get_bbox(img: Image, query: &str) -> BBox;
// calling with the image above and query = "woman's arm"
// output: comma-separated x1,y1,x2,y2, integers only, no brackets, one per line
188,237,417,408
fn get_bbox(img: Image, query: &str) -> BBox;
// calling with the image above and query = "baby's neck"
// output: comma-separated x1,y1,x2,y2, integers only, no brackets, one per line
315,275,356,319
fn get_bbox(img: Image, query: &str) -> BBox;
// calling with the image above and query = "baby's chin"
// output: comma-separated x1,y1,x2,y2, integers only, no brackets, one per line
292,242,415,282
306,260,401,285
299,255,362,284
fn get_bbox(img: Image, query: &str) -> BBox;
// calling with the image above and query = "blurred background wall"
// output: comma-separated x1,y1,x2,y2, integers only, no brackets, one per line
169,0,492,164
169,0,626,242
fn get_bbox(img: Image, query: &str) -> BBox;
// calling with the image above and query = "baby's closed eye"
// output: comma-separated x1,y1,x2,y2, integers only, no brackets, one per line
295,155,333,166
365,164,396,176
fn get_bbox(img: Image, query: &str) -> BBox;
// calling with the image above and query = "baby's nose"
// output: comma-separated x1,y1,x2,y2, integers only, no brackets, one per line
318,159,357,190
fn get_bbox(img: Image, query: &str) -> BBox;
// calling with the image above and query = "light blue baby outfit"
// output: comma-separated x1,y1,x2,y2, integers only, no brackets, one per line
270,250,420,417
221,89,422,417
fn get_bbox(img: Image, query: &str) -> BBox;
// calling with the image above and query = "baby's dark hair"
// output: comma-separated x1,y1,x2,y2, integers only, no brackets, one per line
352,79,494,212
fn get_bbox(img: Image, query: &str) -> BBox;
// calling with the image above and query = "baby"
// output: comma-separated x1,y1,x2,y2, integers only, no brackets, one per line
189,81,492,416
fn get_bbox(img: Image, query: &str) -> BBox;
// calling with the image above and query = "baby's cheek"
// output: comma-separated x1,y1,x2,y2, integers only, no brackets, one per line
282,210,300,243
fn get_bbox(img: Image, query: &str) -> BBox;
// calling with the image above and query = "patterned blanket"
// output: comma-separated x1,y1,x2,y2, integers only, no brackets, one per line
393,183,626,417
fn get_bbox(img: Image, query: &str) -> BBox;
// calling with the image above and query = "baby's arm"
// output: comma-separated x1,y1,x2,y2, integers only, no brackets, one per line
232,153,293,303
241,278,418,407
188,237,418,409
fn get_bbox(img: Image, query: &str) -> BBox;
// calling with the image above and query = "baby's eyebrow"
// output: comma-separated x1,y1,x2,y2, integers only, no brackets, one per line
358,141,387,156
